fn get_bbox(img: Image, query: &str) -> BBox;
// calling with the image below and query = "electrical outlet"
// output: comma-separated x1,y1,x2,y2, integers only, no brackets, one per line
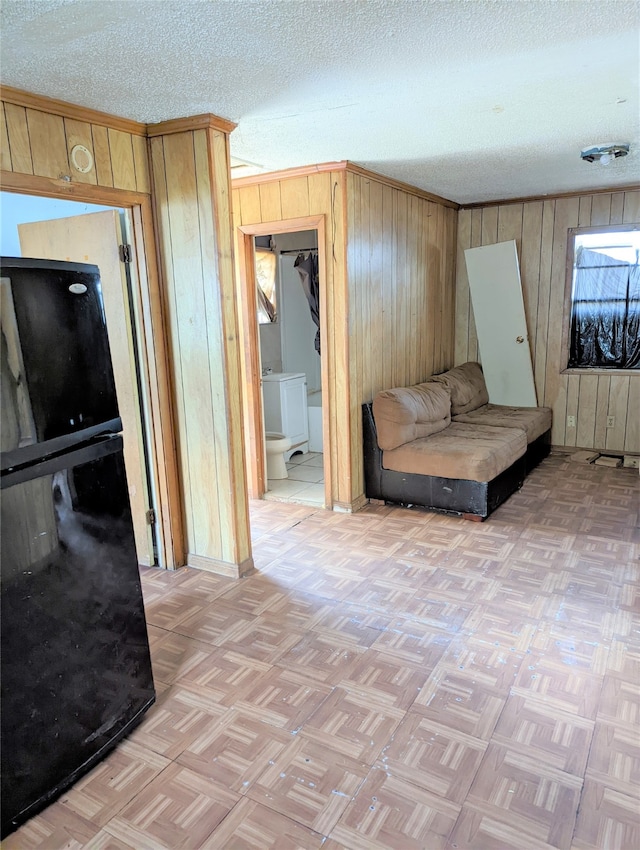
567,415,576,428
606,416,615,428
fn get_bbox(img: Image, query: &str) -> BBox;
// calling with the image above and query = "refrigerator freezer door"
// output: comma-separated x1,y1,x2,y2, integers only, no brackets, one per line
0,435,154,837
1,257,121,471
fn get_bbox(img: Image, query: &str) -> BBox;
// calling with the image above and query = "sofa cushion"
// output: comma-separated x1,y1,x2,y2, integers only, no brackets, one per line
382,421,526,482
372,382,451,451
432,362,489,415
453,404,552,443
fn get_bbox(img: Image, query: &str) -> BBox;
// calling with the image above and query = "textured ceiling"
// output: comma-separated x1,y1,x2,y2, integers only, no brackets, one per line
1,0,639,204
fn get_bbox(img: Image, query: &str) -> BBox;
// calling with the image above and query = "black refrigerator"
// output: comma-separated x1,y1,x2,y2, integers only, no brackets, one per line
0,257,155,837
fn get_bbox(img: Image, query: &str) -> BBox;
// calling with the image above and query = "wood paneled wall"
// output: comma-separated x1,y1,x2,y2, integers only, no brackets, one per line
150,126,252,576
346,171,458,499
233,164,458,507
233,168,351,506
456,189,640,453
1,90,150,192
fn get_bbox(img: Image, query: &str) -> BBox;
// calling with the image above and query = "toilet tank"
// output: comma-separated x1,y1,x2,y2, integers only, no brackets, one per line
262,373,309,449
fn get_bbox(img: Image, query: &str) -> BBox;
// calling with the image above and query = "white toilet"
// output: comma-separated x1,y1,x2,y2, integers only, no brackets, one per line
265,432,292,479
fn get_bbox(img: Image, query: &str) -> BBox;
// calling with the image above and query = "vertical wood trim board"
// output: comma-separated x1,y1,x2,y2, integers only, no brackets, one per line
454,189,640,452
150,129,251,574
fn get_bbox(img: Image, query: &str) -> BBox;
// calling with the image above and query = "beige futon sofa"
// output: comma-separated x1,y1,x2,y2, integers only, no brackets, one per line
362,362,552,520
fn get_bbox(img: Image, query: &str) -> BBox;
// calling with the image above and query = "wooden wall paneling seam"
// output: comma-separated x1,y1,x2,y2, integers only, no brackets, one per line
426,200,439,376
610,192,624,225
346,172,360,501
535,200,555,405
108,128,137,192
416,197,426,379
239,184,261,225
63,118,97,186
370,180,384,397
565,375,579,447
132,198,184,569
3,103,33,174
624,377,640,453
91,124,114,188
25,109,69,179
149,134,193,557
575,375,598,451
259,180,282,222
193,129,228,560
606,376,629,452
208,128,252,568
0,102,12,172
280,176,311,219
408,195,420,384
132,134,151,194
307,171,334,508
163,130,221,559
622,190,640,223
334,169,351,505
590,193,612,227
578,195,593,227
382,184,395,390
547,197,580,444
594,375,610,449
236,229,266,498
454,209,472,365
520,202,543,364
468,208,483,362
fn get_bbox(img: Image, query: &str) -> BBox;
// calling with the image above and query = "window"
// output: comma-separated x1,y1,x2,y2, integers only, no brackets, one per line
566,224,640,370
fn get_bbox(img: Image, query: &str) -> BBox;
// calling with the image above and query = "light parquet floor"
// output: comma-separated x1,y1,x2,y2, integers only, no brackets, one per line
6,452,639,850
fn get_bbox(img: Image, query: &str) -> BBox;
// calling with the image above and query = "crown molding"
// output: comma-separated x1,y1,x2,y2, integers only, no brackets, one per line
461,183,640,209
232,160,459,209
0,86,147,136
146,113,237,137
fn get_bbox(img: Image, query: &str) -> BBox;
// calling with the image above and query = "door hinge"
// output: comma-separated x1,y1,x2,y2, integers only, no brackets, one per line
146,509,156,526
119,243,132,263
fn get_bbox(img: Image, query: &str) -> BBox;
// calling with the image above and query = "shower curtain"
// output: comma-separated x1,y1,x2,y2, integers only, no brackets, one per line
294,252,321,355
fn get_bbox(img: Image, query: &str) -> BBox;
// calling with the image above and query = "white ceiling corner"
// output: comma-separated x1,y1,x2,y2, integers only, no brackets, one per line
1,0,639,204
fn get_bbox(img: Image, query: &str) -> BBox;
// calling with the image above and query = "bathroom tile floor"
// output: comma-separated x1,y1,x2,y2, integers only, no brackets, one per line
264,450,325,507
4,452,639,850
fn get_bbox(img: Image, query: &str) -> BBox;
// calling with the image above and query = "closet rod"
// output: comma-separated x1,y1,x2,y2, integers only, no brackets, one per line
279,248,318,255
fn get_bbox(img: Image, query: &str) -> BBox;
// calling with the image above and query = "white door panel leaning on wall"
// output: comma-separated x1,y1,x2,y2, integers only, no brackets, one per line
464,240,538,407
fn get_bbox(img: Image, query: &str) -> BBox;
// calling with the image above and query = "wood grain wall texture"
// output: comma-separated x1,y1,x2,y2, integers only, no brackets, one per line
346,171,458,499
455,190,640,453
233,170,351,507
150,128,252,576
1,98,150,192
233,167,458,506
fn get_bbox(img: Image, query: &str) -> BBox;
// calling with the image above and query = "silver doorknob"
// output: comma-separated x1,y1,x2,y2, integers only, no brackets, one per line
516,336,524,344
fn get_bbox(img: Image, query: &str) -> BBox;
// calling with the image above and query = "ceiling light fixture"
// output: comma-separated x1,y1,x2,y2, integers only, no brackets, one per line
580,144,629,166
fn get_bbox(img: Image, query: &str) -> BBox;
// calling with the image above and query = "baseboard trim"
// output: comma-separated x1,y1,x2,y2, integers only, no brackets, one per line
332,494,369,513
187,553,256,578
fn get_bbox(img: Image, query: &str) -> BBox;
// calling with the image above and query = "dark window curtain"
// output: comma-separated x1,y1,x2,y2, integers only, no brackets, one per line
569,246,640,369
294,252,321,355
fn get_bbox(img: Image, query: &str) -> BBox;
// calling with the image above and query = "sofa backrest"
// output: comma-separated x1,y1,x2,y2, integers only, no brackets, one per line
372,382,451,450
432,362,489,415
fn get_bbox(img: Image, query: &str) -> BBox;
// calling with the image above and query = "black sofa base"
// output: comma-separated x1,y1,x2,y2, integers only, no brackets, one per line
363,403,528,520
525,429,551,473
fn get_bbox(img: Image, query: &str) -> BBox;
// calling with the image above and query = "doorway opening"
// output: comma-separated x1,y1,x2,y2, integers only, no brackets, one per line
237,216,331,509
1,191,160,566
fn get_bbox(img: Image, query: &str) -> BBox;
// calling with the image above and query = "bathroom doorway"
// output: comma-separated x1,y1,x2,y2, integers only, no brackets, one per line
236,215,330,508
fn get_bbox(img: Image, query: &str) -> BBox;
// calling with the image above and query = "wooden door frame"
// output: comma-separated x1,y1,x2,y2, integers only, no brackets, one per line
1,172,184,569
237,215,331,507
